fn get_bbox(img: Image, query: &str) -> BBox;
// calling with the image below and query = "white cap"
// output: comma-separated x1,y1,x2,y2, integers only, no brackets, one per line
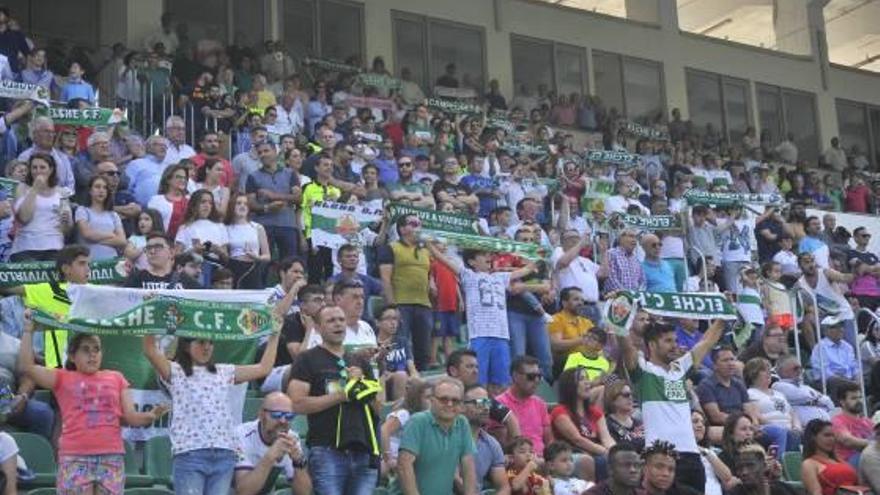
821,315,844,327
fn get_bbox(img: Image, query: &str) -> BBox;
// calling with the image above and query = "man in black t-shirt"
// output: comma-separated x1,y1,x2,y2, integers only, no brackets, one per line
288,305,381,494
124,233,200,290
431,156,478,213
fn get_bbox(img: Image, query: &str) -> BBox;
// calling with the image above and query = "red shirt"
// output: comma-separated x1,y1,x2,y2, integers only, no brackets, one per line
167,196,188,239
191,153,235,187
831,413,873,462
54,369,129,456
430,259,458,312
550,404,604,446
844,184,871,213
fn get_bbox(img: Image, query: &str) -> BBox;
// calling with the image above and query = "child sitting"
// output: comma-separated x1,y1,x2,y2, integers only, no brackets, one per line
544,441,593,495
506,436,551,495
562,328,611,383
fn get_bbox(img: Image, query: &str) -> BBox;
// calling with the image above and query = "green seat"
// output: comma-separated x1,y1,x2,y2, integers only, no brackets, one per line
536,380,557,403
372,488,389,495
367,296,385,322
26,489,57,494
782,451,802,482
123,440,153,487
10,432,56,487
244,397,263,422
291,414,308,438
143,436,173,487
481,490,497,495
124,489,175,494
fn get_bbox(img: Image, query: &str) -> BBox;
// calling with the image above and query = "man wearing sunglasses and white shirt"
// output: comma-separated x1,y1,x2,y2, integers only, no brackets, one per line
233,392,312,495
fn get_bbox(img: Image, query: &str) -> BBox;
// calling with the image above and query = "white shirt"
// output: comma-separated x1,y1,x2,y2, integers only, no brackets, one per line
748,387,794,428
345,320,377,347
460,268,512,340
165,142,196,167
234,420,299,481
274,102,304,136
175,219,229,249
603,195,648,215
552,247,600,303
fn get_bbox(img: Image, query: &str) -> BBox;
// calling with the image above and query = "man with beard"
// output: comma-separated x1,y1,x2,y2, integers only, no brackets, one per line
193,131,234,186
233,392,312,494
620,319,725,493
461,385,511,494
831,382,872,465
799,252,865,347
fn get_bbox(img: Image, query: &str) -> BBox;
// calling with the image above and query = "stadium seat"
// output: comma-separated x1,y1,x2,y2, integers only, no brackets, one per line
367,296,384,321
10,432,56,487
25,489,56,495
143,436,173,487
124,440,153,487
291,414,308,438
124,489,175,494
782,451,802,482
243,397,263,422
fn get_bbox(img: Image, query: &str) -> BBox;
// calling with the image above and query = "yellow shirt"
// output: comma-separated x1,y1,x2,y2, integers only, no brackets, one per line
301,181,341,237
387,241,431,307
23,282,70,369
547,310,594,356
563,352,611,381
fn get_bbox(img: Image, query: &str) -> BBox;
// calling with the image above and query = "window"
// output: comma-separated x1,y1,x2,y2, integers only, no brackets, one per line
593,51,664,123
756,83,819,163
279,0,364,62
686,70,752,145
232,0,265,48
392,13,486,94
166,0,231,45
872,109,880,168
510,36,586,98
7,0,99,48
836,100,880,170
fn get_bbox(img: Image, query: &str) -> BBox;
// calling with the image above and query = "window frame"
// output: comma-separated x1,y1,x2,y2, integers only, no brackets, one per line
593,49,666,123
509,33,588,97
276,0,366,61
756,82,820,161
836,98,880,170
685,68,752,145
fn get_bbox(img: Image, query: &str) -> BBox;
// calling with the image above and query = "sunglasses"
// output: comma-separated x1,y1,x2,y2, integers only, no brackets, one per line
264,409,295,421
398,161,413,167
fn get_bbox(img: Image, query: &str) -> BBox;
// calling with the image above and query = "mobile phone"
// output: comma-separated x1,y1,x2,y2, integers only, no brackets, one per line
768,444,779,458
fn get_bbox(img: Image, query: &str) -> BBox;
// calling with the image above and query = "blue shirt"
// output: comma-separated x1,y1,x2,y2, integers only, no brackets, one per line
374,157,399,185
799,235,826,256
460,174,497,217
61,79,96,104
642,258,676,293
810,337,858,381
675,326,713,369
126,154,168,207
695,375,750,415
382,339,410,373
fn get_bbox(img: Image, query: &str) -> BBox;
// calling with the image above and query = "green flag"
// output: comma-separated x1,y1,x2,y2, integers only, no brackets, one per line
584,149,640,168
425,97,482,115
0,177,19,199
357,73,402,91
0,258,127,287
387,203,480,234
619,121,669,141
604,290,737,335
0,80,49,106
612,213,681,231
418,230,547,261
310,201,383,249
683,189,784,207
581,178,616,212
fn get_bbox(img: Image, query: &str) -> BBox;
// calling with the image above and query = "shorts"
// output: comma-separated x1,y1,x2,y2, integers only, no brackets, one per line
470,337,511,386
434,311,461,338
57,454,125,494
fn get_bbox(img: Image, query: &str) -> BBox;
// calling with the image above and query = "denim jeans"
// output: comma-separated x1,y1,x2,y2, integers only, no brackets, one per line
172,448,236,495
8,398,54,439
397,304,433,371
507,310,553,382
308,446,378,495
760,425,801,459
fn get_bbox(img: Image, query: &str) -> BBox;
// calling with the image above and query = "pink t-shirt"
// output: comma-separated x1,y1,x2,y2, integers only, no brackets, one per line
53,369,128,456
831,413,873,462
496,389,551,453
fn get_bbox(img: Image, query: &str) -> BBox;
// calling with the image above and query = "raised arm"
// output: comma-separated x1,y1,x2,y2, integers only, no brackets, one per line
691,319,725,369
426,241,462,274
234,287,298,384
142,334,172,382
17,312,57,390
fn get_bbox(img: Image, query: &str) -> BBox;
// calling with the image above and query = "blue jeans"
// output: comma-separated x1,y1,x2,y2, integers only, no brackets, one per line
507,310,553,382
264,225,299,259
397,304,433,371
8,399,54,440
760,425,801,459
308,446,378,495
172,448,236,495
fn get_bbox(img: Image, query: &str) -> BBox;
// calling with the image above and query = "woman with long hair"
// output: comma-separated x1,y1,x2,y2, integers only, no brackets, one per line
224,192,270,289
75,175,127,260
10,153,74,261
147,163,189,239
801,419,859,495
379,378,431,477
550,367,614,481
191,158,229,214
19,310,165,495
142,287,292,495
602,380,644,452
719,412,757,471
692,410,736,495
124,208,165,271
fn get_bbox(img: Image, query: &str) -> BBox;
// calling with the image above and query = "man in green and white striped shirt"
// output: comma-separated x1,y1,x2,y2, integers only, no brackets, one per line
620,318,724,494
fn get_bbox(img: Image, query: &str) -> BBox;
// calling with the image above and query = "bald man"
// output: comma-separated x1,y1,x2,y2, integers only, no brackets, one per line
233,392,312,495
641,233,676,293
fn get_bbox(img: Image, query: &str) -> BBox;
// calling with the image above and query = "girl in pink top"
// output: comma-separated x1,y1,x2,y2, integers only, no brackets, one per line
18,311,166,495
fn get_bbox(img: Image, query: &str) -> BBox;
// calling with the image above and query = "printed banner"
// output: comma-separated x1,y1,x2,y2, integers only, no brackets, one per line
612,213,681,231
352,130,383,143
387,203,480,234
584,149,640,167
0,258,127,287
357,73,402,90
311,201,384,249
419,230,547,261
503,142,549,156
344,95,395,111
486,117,516,133
604,290,737,335
0,177,18,199
425,97,482,115
683,189,784,207
620,121,669,141
303,57,362,74
0,80,49,106
581,178,615,212
433,86,478,99
45,107,126,127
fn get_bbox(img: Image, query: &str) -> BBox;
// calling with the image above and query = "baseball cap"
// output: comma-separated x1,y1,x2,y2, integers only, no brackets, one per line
821,315,844,328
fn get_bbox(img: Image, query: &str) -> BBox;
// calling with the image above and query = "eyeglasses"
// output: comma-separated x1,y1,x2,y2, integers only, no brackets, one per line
398,161,413,167
264,409,295,421
145,243,167,252
463,398,491,407
434,396,462,406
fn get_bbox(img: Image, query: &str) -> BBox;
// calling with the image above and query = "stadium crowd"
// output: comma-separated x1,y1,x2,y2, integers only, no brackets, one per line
0,6,878,495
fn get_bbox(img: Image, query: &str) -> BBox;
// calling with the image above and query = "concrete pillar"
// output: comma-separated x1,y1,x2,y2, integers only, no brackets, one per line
125,0,164,49
626,0,679,31
773,0,828,56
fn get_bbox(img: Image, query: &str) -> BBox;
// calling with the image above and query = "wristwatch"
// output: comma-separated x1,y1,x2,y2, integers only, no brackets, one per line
291,457,308,469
